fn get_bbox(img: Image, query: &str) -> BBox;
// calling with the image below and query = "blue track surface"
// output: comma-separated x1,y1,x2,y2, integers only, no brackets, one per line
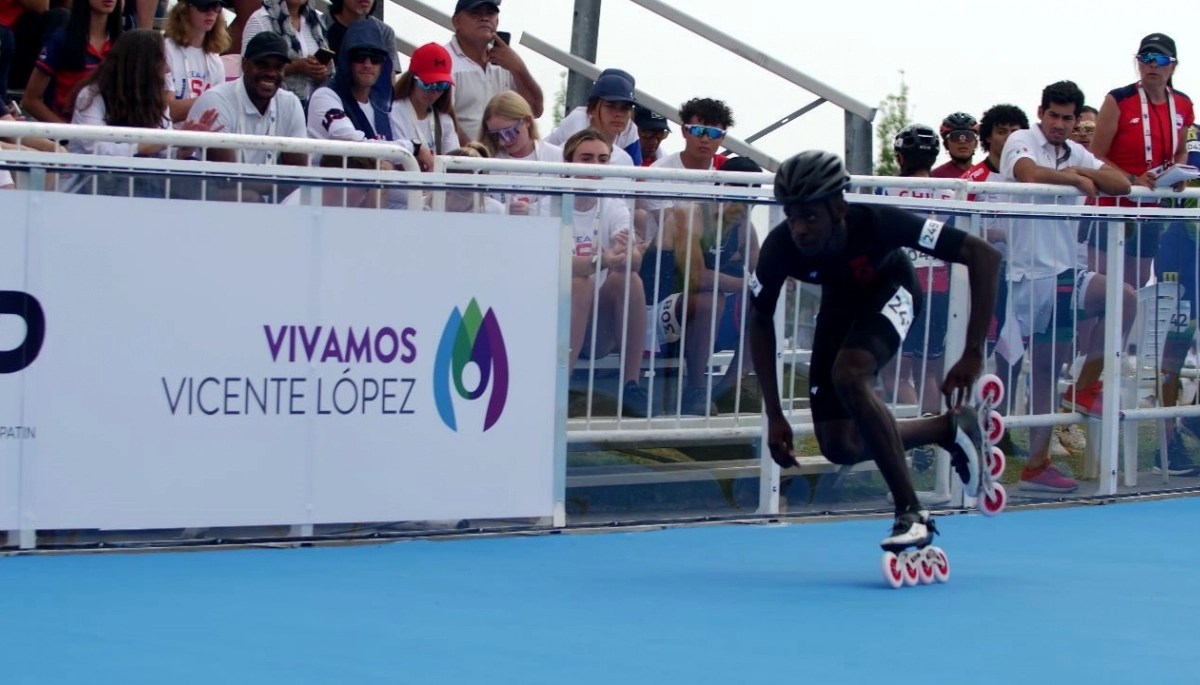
3,498,1199,684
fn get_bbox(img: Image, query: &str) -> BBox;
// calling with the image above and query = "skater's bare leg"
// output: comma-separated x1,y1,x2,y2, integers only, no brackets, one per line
816,347,920,514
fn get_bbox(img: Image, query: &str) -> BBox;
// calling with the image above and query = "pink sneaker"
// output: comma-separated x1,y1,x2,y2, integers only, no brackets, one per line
1019,464,1079,493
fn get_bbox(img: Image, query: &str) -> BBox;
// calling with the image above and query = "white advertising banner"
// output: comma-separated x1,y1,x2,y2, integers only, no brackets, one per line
0,190,561,531
0,195,33,531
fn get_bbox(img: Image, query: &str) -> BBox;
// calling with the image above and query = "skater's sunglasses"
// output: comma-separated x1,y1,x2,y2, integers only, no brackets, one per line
944,130,978,143
414,76,452,92
487,121,524,145
683,124,726,140
1137,52,1176,67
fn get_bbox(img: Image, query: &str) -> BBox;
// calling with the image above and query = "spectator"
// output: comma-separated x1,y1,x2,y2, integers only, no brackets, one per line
1154,121,1200,475
446,0,542,143
877,123,954,426
162,0,229,123
314,154,391,208
1072,104,1098,149
1087,33,1194,290
634,104,669,167
963,103,1035,455
999,79,1134,493
240,0,330,110
560,127,650,417
579,71,637,166
186,31,308,202
318,0,399,79
390,42,464,172
22,0,122,123
67,29,219,195
546,67,640,163
435,142,505,214
639,98,735,241
648,155,763,416
930,111,977,178
1,0,69,97
306,19,392,142
476,90,562,215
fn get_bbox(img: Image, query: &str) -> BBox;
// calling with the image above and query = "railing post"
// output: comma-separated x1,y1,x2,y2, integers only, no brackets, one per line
1099,216,1126,495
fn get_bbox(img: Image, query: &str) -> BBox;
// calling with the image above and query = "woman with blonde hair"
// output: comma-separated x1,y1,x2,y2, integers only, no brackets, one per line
162,0,230,122
477,90,562,215
434,142,504,214
390,42,464,173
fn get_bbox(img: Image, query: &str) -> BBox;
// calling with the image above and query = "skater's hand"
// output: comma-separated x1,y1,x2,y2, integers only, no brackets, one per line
766,415,798,469
942,348,984,409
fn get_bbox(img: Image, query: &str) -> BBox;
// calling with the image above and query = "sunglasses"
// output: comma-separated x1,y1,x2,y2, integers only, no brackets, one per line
945,130,978,143
414,76,451,92
683,124,726,140
350,50,385,65
487,121,523,145
1137,52,1176,67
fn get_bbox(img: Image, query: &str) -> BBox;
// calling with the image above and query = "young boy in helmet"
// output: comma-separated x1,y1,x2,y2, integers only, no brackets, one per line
931,112,979,178
748,150,1002,549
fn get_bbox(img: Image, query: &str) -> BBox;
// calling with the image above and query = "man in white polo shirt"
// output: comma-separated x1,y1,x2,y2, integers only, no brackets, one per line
999,79,1133,494
188,32,308,168
445,0,542,143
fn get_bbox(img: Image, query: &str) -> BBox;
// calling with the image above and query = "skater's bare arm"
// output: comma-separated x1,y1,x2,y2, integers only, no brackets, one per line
942,234,1002,406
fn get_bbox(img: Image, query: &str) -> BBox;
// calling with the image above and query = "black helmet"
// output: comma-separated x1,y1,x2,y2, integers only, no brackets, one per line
894,123,939,155
773,150,850,204
940,111,979,137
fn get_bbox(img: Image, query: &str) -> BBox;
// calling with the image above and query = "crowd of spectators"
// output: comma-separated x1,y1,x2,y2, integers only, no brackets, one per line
2,0,1199,484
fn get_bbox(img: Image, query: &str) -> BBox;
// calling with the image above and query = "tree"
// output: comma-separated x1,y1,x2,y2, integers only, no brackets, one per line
552,71,568,126
874,71,911,176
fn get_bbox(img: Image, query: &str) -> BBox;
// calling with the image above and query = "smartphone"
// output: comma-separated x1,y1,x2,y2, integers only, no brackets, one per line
494,31,511,46
315,47,336,65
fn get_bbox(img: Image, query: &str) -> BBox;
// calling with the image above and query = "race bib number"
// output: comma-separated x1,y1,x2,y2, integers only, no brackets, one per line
748,271,763,297
918,219,944,251
881,286,914,341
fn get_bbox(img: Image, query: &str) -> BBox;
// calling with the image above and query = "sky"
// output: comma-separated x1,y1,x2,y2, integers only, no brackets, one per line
380,0,1188,170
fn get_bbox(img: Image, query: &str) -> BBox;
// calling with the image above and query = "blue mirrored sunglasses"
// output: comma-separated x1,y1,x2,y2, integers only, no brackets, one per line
683,124,726,140
414,76,452,92
1137,52,1176,67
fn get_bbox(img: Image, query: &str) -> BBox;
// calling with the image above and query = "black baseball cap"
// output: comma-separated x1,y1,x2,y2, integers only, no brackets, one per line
634,105,669,132
454,0,500,13
185,0,227,9
1139,33,1176,58
244,32,290,61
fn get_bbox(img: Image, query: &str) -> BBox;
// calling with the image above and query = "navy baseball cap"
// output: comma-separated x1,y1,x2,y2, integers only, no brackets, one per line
634,105,668,131
454,0,499,13
589,73,636,104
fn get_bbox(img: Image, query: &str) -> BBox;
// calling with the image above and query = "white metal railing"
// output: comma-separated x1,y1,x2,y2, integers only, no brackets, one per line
3,125,1200,549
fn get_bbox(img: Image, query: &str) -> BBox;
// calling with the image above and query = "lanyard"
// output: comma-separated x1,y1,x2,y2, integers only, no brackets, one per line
1138,82,1177,174
235,79,278,165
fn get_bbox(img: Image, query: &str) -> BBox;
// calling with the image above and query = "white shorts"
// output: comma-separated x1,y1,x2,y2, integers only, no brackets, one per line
996,269,1095,361
645,292,683,352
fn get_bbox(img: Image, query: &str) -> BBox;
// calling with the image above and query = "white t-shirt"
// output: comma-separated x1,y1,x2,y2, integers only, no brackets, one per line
68,86,170,156
389,97,458,154
0,169,13,188
546,106,638,152
241,8,319,57
641,151,717,234
566,197,633,284
307,86,386,142
164,37,225,103
1000,126,1103,279
188,79,307,164
445,36,517,143
489,140,564,209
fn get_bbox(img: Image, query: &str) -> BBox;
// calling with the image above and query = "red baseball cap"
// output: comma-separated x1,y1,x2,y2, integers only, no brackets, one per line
409,43,455,85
